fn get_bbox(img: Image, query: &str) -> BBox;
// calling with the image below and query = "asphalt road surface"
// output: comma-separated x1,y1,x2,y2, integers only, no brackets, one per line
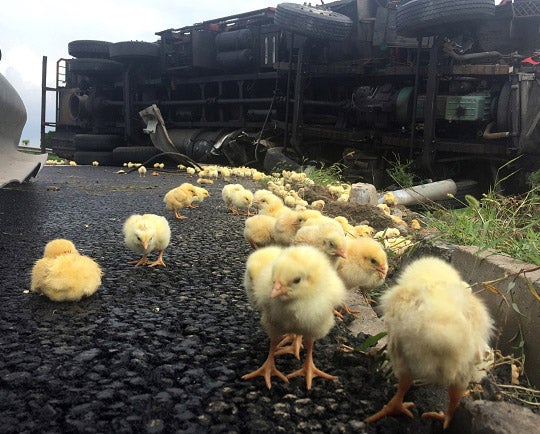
0,165,446,433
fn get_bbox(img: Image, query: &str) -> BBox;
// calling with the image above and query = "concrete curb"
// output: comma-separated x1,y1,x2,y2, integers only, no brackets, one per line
345,243,540,432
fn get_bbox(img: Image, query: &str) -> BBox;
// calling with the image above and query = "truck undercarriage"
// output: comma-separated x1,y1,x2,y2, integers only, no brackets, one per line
45,0,540,191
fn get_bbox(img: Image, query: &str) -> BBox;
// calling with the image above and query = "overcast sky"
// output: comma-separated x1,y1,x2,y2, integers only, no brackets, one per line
0,0,304,148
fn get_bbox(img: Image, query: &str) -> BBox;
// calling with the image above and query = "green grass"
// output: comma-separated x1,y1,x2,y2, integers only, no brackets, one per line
304,162,345,186
423,183,540,265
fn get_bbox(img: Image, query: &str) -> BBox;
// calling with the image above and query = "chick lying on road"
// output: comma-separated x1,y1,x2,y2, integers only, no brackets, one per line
31,239,102,302
365,256,494,430
123,214,171,267
243,245,346,390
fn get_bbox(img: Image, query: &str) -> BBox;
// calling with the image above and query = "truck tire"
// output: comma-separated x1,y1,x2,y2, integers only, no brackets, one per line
68,40,112,59
112,146,161,165
68,58,123,76
109,41,160,62
74,134,122,152
396,0,495,37
274,3,353,41
73,151,114,166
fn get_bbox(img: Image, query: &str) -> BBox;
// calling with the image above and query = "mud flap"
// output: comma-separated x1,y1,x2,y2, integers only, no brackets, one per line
0,72,47,188
138,104,201,169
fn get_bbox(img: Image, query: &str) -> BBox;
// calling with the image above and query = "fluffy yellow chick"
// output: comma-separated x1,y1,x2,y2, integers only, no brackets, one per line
309,199,325,211
92,161,99,167
253,189,287,217
230,188,254,216
31,239,102,302
383,191,398,206
164,183,197,219
351,224,375,238
244,215,277,249
365,257,494,429
243,245,346,389
138,165,147,177
336,237,388,315
189,186,209,208
186,167,196,176
377,203,391,215
374,227,401,240
222,183,245,213
273,210,307,246
123,214,171,267
334,216,355,236
243,245,283,307
291,220,347,265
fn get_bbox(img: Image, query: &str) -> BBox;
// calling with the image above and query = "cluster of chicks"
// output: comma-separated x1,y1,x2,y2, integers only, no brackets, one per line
218,182,494,429
30,164,495,430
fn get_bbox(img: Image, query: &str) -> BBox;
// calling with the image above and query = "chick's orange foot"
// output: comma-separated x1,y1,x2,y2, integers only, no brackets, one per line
242,338,289,389
275,334,303,360
129,255,149,266
286,338,335,390
242,357,288,389
364,399,415,424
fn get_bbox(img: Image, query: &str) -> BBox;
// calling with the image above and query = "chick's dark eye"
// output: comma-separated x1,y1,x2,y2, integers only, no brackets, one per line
292,277,301,284
371,258,377,265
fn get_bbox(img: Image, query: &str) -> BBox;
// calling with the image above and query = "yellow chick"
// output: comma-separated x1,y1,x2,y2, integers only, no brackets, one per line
163,183,197,219
244,215,277,249
383,236,413,256
69,161,77,166
377,203,391,216
186,166,196,176
190,186,209,208
222,184,246,213
31,239,102,302
92,161,99,167
336,237,388,314
374,227,401,240
138,165,147,177
123,214,171,267
243,245,283,307
243,245,346,390
253,189,287,217
410,219,421,230
291,220,347,265
230,188,254,216
273,210,307,246
365,257,494,429
383,191,398,206
309,199,325,211
334,216,355,236
351,224,375,238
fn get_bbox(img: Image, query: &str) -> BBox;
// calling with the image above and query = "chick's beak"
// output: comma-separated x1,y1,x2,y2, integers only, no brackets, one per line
377,265,388,279
141,240,149,250
336,248,347,259
270,281,287,298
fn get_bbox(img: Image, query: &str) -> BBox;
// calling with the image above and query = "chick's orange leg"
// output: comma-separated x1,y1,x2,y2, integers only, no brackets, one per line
174,209,187,219
242,337,288,389
275,334,303,360
147,250,166,267
287,338,335,390
421,385,464,429
365,376,415,424
129,254,148,266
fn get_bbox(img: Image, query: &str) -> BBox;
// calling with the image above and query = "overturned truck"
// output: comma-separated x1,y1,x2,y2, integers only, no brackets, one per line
47,0,540,190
